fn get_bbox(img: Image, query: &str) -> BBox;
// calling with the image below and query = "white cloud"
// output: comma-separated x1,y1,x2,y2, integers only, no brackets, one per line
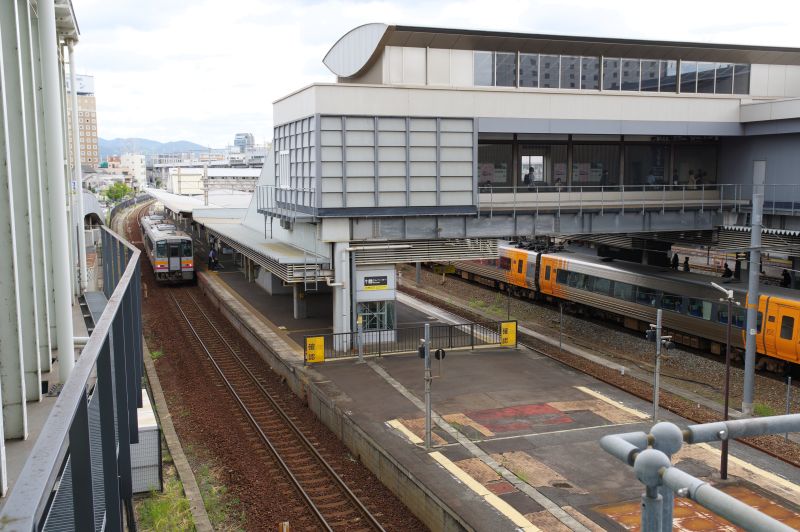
71,0,800,147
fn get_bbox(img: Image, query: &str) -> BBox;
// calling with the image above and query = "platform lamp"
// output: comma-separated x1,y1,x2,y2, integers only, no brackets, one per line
710,281,740,480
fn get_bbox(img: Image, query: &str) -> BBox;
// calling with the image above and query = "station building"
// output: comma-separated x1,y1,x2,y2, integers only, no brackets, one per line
197,23,800,340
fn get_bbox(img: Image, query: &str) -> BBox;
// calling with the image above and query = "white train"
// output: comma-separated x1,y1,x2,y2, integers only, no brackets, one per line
140,215,195,283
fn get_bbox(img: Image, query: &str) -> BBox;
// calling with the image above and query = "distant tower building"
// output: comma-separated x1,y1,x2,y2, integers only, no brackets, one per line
65,74,99,169
234,132,254,153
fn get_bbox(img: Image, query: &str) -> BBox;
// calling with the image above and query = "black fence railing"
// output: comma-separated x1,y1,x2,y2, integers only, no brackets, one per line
304,320,516,364
108,193,151,224
0,226,143,531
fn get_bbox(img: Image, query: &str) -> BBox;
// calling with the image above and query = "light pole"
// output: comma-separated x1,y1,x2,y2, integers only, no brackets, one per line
711,281,737,480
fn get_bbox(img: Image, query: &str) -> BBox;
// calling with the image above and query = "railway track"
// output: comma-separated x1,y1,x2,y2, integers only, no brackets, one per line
169,288,386,532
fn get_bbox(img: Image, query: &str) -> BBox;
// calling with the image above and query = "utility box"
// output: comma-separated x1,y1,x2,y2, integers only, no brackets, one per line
130,389,162,493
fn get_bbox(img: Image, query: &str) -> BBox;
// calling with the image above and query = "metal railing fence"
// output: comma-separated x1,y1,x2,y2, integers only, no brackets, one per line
107,194,151,224
305,320,512,363
0,226,143,531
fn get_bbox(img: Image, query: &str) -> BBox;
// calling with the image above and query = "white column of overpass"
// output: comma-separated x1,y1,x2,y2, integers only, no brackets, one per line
24,0,53,369
332,242,352,338
0,4,30,442
57,44,77,298
67,40,87,293
38,0,75,381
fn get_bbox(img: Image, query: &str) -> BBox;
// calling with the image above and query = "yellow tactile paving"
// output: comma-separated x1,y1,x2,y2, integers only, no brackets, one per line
429,451,542,532
386,419,423,444
491,451,588,494
574,386,650,419
396,417,448,446
548,399,644,424
454,458,502,485
443,412,495,437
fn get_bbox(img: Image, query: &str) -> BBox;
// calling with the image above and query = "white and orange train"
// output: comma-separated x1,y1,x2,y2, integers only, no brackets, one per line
451,244,800,370
140,215,195,283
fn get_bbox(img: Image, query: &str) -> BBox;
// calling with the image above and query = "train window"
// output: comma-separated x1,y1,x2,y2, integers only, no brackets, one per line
499,256,511,271
593,277,612,295
182,240,192,257
636,287,659,307
780,316,795,340
613,282,635,301
517,260,524,274
758,312,763,332
688,298,712,320
661,293,683,312
717,307,746,328
556,269,568,284
545,266,551,281
155,241,166,258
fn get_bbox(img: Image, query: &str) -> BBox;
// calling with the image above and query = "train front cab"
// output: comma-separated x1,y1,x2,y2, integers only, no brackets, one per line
153,238,194,282
760,295,800,364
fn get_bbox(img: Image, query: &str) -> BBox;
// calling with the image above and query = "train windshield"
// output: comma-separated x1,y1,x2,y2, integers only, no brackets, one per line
182,240,192,257
155,240,166,258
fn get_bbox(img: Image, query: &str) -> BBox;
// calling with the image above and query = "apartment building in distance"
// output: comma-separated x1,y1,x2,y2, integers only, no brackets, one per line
65,73,99,169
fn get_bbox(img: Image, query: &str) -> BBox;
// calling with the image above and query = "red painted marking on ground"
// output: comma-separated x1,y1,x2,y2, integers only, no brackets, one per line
486,480,517,495
465,403,573,433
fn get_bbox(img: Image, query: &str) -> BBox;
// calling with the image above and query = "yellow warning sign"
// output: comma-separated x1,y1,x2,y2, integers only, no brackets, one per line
500,321,517,346
305,336,325,363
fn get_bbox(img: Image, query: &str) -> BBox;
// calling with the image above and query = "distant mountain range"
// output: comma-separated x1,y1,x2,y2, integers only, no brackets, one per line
98,138,208,159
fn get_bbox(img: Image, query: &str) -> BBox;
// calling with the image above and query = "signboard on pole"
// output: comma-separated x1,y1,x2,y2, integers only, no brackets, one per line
305,336,325,363
500,321,517,346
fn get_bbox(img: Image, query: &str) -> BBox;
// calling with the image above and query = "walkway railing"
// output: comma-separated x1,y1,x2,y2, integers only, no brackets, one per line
108,194,151,224
256,185,316,221
0,226,143,531
304,320,516,364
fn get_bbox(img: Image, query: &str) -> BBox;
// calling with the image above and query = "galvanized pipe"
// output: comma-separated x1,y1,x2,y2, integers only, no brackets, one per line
684,414,800,443
743,165,764,415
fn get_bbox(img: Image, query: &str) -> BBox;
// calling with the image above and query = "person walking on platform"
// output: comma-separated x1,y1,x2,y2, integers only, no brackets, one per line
208,247,217,271
722,263,733,278
781,269,792,288
683,257,690,272
671,253,679,270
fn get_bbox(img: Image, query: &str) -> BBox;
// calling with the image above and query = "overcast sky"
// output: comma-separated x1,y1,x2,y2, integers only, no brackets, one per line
71,0,800,148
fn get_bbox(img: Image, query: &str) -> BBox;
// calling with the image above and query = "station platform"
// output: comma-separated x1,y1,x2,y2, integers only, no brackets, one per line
200,269,800,531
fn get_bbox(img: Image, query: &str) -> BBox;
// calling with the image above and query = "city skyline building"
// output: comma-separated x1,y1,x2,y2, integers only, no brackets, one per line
65,73,99,169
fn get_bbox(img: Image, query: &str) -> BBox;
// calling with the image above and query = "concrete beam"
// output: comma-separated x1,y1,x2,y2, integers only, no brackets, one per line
0,7,29,439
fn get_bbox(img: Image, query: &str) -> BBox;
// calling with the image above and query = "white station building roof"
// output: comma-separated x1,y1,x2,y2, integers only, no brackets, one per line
145,187,252,214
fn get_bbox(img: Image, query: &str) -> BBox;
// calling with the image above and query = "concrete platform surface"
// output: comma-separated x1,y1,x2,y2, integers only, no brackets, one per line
204,269,800,532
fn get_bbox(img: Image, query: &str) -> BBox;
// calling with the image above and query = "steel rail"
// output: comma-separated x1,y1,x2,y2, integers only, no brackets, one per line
170,290,385,532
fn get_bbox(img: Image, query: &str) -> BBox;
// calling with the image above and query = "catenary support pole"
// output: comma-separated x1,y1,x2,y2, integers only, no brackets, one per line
722,294,732,479
416,261,421,285
424,323,432,450
743,162,765,416
653,309,662,421
38,0,75,381
67,40,87,292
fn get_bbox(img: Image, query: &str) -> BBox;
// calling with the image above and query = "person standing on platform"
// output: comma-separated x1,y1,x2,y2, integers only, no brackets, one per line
683,257,690,272
208,247,217,271
781,269,792,288
671,253,679,270
722,263,733,278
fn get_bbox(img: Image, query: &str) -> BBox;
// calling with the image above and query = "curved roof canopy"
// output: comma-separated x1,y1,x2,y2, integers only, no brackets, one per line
323,23,800,78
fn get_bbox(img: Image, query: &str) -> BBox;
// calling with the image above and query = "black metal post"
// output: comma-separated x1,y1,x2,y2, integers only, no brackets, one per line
722,296,732,480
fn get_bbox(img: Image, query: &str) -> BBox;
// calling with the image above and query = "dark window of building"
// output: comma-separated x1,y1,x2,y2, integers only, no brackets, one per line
572,145,621,186
641,60,660,92
697,62,716,93
478,143,513,188
659,60,678,92
780,316,795,340
733,64,750,94
540,55,560,88
581,57,600,90
673,144,717,185
561,56,580,89
520,53,539,88
621,58,640,91
715,63,734,94
625,144,668,186
495,52,517,87
603,58,620,90
474,51,494,86
680,61,697,93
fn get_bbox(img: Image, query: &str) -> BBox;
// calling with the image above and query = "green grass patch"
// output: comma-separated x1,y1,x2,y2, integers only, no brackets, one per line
150,350,165,361
753,403,776,417
137,478,194,531
196,464,244,530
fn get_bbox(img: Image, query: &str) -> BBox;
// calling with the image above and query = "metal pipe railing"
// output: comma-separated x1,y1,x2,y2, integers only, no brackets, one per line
0,226,142,531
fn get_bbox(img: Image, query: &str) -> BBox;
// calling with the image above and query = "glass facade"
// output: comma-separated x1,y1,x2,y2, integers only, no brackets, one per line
625,144,668,186
572,145,620,186
474,51,750,94
478,143,513,188
520,144,568,187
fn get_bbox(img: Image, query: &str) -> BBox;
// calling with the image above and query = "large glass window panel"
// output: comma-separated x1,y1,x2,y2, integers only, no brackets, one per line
495,52,517,87
625,144,668,186
688,298,712,319
659,60,678,92
603,58,620,90
478,143,513,188
561,56,580,89
696,62,716,93
620,58,641,91
614,281,635,301
733,64,750,94
715,63,734,94
572,144,620,186
540,55,560,88
680,61,697,93
520,144,567,188
636,286,659,306
673,144,717,186
474,51,494,86
520,53,539,88
641,60,660,92
581,57,600,89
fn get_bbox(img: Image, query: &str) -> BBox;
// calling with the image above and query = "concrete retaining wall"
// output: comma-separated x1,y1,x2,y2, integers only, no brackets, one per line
197,273,469,532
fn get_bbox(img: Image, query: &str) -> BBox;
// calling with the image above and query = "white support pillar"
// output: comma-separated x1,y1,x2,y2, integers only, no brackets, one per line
67,40,87,293
38,0,75,382
0,9,30,440
332,242,351,336
292,284,307,319
24,1,53,368
58,44,77,298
